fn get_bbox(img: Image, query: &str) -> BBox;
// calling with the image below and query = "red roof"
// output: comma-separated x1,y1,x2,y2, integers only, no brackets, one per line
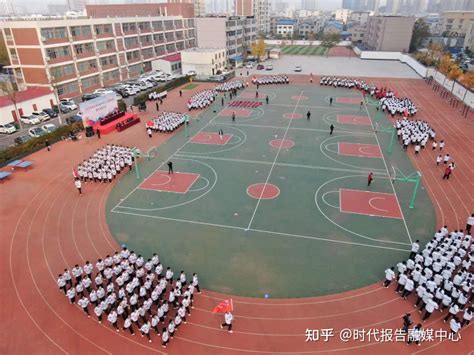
160,53,181,62
0,87,54,108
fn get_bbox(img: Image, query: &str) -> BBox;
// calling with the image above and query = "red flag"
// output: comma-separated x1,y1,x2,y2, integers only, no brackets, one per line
212,299,233,313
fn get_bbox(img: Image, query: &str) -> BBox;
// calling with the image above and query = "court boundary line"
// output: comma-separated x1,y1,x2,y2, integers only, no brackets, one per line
339,188,403,220
139,171,200,195
338,142,383,159
173,153,389,176
110,208,410,252
245,90,305,230
362,95,413,244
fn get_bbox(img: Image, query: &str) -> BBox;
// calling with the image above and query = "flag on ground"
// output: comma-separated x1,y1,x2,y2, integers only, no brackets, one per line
212,299,233,313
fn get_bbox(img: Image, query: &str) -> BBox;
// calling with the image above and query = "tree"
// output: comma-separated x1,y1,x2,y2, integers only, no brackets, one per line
251,36,267,61
321,32,340,57
447,63,463,81
0,33,10,66
409,18,431,52
460,71,474,89
0,81,22,129
437,54,453,75
308,31,316,46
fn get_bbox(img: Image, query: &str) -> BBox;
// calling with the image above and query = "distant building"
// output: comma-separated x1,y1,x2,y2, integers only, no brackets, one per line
85,3,195,18
181,47,227,76
323,20,345,34
365,15,416,51
276,19,297,37
301,0,318,11
350,11,372,25
195,16,256,65
334,8,351,24
235,0,270,34
151,53,182,75
439,11,474,49
298,18,325,38
348,24,367,43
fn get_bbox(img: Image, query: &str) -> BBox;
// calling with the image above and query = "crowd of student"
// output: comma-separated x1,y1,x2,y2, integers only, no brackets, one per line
149,112,186,133
252,75,289,86
187,90,217,110
57,247,201,348
383,216,474,344
75,145,134,183
395,118,436,154
216,80,245,92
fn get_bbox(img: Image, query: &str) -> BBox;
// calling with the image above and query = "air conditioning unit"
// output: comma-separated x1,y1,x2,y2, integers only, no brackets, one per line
41,36,46,42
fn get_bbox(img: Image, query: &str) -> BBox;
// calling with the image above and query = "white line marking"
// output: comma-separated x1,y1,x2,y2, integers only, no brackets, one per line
368,197,390,212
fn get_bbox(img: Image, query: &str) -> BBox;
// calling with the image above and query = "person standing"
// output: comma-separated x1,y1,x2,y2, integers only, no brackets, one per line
436,155,442,166
439,140,445,150
407,324,422,346
96,129,101,139
220,311,233,333
265,95,269,104
409,240,420,260
442,166,452,180
307,111,311,120
57,274,67,294
255,91,259,99
402,313,413,333
167,161,173,175
156,101,159,112
179,90,182,97
330,124,334,135
108,310,120,332
367,172,374,186
329,97,333,106
232,112,235,123
147,127,152,138
161,328,170,348
465,214,474,234
45,139,51,152
218,129,224,140
221,97,224,106
78,296,90,317
75,178,82,195
383,267,395,287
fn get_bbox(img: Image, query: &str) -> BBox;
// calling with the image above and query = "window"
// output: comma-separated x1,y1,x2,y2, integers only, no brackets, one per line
152,21,163,31
103,70,119,82
96,40,115,52
124,37,139,47
81,75,100,89
41,27,67,40
57,81,79,96
70,26,92,37
50,64,75,79
100,55,117,66
46,46,71,59
138,22,151,31
126,50,140,61
77,59,97,73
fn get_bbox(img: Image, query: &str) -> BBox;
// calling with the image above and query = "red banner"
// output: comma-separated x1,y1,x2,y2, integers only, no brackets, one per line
212,299,233,313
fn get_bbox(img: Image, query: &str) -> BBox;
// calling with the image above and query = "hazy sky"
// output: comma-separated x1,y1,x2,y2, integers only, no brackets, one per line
11,0,345,14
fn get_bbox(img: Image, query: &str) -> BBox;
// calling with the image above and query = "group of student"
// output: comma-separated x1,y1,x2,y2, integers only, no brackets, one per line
251,75,289,86
319,76,365,89
395,118,436,154
383,217,473,344
187,89,217,110
381,96,418,117
149,112,186,133
215,80,245,92
57,247,201,348
75,145,134,183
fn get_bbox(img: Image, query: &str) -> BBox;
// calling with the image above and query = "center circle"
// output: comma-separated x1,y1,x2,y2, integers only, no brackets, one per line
247,183,280,200
283,112,303,120
291,95,308,101
269,139,295,148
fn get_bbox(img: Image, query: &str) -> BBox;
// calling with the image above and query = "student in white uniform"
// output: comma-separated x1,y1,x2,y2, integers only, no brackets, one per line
220,311,234,333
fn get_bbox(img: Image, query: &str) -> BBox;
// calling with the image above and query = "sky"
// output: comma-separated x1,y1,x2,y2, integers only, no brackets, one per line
9,0,344,14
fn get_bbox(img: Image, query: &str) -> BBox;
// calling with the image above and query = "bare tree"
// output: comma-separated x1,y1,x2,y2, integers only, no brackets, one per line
0,81,22,129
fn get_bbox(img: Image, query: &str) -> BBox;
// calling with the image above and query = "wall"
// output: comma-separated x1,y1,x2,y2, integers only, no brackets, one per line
195,18,226,49
0,93,56,125
359,51,401,60
151,60,172,74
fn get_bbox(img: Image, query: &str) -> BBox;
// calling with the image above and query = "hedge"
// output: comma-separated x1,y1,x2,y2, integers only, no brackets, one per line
133,76,189,106
0,121,84,166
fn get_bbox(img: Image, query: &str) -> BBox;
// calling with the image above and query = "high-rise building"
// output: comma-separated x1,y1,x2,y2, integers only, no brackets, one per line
365,15,416,50
0,0,14,16
235,0,270,34
67,0,87,12
302,0,318,10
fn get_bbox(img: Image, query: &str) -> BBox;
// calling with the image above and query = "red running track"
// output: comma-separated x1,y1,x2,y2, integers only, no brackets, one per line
1,78,473,354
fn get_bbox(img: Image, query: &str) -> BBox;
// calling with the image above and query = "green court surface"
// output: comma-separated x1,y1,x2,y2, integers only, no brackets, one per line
182,84,199,90
106,85,436,298
281,45,328,56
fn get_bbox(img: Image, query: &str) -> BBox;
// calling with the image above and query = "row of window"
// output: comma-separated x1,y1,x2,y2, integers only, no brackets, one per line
49,55,118,80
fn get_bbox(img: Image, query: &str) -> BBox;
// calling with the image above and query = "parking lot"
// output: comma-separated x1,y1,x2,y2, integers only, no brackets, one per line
0,72,172,149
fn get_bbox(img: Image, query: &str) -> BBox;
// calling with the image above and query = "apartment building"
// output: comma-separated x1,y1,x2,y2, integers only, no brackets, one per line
298,18,325,38
181,47,227,76
235,0,270,34
439,11,474,49
365,15,416,51
195,16,257,63
0,15,196,98
276,19,297,37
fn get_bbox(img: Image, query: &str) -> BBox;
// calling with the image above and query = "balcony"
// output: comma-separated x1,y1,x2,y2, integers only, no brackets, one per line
101,62,118,71
78,68,99,77
71,34,93,42
75,51,95,60
95,32,114,39
47,55,74,65
123,29,138,36
42,37,69,45
125,43,140,50
98,48,116,56
127,57,141,64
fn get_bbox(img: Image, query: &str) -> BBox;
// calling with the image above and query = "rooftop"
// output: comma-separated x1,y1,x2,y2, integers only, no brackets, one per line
182,48,225,53
159,53,181,62
0,87,53,108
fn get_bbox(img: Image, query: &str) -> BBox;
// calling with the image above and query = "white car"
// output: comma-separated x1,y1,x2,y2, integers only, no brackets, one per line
294,65,302,72
20,115,41,125
245,63,254,69
186,70,197,76
0,122,17,134
31,111,50,122
42,123,57,133
28,126,47,138
94,89,115,95
265,64,273,70
60,99,78,111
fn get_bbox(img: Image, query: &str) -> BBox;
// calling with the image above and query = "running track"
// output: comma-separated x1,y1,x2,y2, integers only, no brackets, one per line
1,78,473,354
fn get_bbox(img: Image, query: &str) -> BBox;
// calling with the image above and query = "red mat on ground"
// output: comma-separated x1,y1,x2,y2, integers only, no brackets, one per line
337,115,371,125
92,113,138,135
338,142,382,158
190,132,232,145
339,188,403,219
139,171,200,193
219,109,251,117
336,97,362,105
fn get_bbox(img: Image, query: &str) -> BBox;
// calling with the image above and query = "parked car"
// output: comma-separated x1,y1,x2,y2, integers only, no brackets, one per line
20,115,41,125
82,93,101,102
42,123,57,133
42,108,58,118
66,114,83,125
245,62,254,69
60,98,78,110
266,64,273,70
94,88,115,96
57,103,73,113
0,122,17,134
186,70,197,76
257,64,264,70
294,65,302,72
31,111,50,122
14,135,32,145
28,126,47,138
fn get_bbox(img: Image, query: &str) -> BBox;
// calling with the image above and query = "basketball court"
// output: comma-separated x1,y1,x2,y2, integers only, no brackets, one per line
106,84,436,298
